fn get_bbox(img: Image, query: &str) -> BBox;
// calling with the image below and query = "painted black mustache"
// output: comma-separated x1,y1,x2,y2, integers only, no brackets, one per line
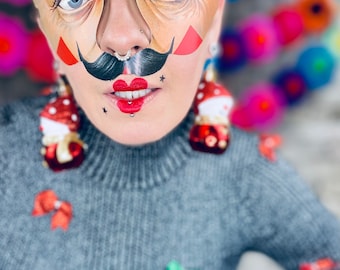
78,39,174,81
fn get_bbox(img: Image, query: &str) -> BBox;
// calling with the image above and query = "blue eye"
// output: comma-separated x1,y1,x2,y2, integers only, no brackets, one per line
59,0,89,10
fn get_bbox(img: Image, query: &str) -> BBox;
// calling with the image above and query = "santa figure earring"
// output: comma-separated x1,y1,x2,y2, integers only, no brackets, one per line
39,75,86,172
189,43,234,154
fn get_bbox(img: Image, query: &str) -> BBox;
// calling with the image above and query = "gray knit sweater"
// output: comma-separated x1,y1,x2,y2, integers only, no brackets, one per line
1,96,340,270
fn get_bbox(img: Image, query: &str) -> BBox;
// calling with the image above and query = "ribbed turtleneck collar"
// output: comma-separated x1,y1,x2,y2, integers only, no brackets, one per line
78,112,195,190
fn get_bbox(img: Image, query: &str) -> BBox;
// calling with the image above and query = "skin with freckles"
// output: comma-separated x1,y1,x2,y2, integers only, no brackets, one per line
32,0,225,145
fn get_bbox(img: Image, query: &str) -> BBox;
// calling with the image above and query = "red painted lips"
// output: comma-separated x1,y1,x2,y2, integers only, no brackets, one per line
112,78,148,91
112,78,149,114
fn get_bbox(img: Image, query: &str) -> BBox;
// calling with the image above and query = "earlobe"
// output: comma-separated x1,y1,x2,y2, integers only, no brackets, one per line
205,0,226,58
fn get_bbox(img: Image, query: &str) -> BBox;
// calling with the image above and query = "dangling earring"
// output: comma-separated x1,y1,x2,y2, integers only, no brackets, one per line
189,43,234,154
39,74,86,172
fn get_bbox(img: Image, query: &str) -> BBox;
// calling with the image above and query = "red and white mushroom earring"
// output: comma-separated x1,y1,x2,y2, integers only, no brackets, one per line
189,43,234,154
39,75,87,172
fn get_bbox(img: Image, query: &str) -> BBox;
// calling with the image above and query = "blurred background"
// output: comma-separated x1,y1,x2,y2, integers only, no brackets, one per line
1,0,340,269
220,0,340,219
0,0,55,105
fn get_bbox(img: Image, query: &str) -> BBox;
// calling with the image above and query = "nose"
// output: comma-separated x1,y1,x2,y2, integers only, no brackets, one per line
96,0,151,58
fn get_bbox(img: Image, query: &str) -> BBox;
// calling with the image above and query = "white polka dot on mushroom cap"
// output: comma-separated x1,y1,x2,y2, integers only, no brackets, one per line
214,89,221,95
71,114,78,122
198,82,206,90
197,92,204,100
48,107,57,115
63,99,71,106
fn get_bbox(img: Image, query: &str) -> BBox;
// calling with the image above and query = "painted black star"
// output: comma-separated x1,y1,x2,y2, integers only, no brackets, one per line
160,75,166,82
102,107,108,114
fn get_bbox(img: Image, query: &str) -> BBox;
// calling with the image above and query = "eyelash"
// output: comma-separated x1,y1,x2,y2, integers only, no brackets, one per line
51,0,61,10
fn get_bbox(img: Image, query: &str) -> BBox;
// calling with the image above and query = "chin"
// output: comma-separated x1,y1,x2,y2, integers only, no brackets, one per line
105,128,169,146
98,116,178,146
84,95,191,146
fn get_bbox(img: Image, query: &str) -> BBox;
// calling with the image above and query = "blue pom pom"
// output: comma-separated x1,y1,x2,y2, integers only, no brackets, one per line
296,45,336,90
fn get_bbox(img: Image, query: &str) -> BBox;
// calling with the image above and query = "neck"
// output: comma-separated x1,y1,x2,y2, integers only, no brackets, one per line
76,111,195,190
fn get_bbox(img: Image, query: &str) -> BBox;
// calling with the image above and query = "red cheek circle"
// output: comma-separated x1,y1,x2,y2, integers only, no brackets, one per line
57,37,78,65
174,25,203,55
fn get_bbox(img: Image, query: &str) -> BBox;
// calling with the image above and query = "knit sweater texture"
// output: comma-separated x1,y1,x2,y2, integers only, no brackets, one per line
1,96,340,270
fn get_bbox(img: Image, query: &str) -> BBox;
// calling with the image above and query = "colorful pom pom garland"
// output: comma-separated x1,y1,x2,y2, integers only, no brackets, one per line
220,0,339,131
0,5,55,83
0,13,28,76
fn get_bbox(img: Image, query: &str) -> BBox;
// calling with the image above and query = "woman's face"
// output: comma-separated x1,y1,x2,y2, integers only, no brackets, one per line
33,0,225,145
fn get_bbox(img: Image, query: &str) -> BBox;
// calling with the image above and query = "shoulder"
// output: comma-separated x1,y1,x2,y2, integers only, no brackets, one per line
0,96,48,127
191,125,307,195
0,96,49,164
223,128,324,217
228,127,307,190
0,96,49,135
193,126,286,175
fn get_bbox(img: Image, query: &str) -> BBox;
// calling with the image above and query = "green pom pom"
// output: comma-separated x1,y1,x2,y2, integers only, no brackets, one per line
166,261,185,270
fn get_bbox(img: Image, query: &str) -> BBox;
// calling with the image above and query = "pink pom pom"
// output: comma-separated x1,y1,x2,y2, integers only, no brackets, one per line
272,5,304,46
231,83,286,131
238,14,280,63
0,13,28,76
